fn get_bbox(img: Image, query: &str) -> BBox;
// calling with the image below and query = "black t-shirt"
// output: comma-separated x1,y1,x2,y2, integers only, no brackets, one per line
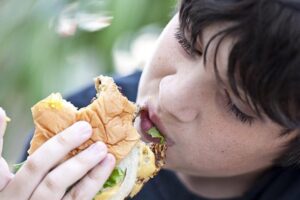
21,71,300,200
132,166,300,200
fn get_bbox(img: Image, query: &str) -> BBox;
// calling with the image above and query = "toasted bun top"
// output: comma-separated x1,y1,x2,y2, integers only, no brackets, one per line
28,76,140,162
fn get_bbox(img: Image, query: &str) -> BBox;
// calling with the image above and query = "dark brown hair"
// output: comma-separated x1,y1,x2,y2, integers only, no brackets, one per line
179,0,300,167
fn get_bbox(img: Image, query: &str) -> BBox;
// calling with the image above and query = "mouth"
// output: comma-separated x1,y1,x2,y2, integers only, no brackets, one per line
137,104,174,146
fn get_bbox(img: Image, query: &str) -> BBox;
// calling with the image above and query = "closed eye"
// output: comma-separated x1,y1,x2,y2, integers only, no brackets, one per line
174,27,202,57
224,90,255,125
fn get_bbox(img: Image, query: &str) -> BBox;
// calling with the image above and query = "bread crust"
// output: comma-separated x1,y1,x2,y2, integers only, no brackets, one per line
28,75,166,200
28,76,140,162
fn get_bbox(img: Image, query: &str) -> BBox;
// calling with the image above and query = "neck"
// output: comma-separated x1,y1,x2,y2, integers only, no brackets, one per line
176,169,268,199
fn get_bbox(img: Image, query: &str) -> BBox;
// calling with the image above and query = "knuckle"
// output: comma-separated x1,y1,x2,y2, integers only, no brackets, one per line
30,193,47,200
75,154,86,163
75,153,92,165
86,171,100,184
69,188,82,200
24,156,39,173
55,133,71,147
43,175,58,192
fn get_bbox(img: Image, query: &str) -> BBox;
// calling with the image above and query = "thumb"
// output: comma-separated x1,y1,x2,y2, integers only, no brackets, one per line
0,107,9,156
0,108,13,191
0,157,14,191
0,107,8,136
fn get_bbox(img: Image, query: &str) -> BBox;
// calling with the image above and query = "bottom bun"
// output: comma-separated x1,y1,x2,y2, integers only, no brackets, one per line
94,141,166,200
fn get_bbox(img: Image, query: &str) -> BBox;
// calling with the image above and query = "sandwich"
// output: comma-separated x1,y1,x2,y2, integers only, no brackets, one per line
27,75,167,200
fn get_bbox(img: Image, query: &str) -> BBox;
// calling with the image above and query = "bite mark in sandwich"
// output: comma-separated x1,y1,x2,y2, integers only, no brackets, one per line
27,75,167,200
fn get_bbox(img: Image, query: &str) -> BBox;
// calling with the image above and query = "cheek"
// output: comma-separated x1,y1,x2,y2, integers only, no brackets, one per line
166,101,283,176
204,127,280,176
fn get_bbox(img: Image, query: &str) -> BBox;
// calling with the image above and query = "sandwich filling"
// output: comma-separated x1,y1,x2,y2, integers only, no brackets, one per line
27,75,166,200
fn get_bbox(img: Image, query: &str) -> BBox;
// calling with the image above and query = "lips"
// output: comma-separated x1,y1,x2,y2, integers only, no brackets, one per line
140,110,154,133
138,103,174,146
140,110,161,143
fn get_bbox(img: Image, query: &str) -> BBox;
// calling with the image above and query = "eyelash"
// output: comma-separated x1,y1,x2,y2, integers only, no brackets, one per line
174,29,202,56
224,91,254,125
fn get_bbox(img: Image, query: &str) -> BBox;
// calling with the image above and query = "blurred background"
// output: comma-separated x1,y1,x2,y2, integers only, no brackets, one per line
0,0,176,165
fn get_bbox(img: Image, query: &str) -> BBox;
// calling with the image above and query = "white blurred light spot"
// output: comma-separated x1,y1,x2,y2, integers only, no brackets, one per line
55,17,77,37
51,2,112,37
114,33,159,75
77,14,113,32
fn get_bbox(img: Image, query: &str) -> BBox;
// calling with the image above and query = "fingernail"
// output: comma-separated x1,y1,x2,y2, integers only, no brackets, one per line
88,142,107,153
5,116,11,122
0,107,5,120
75,121,92,138
0,108,7,137
0,107,10,122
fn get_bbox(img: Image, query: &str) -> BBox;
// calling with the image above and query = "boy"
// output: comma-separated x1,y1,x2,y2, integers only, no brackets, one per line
1,0,300,199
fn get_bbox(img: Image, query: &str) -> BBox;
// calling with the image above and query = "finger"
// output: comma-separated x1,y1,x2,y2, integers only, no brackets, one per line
0,107,8,155
30,142,108,200
0,108,13,191
0,107,7,137
63,154,116,200
0,157,14,191
4,121,92,200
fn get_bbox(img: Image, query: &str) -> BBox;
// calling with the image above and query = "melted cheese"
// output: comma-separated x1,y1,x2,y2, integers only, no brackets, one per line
95,143,157,199
130,143,157,197
137,143,156,179
45,93,63,109
94,185,120,200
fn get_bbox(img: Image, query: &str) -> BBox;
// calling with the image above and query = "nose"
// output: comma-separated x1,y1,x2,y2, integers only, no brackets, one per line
158,74,199,123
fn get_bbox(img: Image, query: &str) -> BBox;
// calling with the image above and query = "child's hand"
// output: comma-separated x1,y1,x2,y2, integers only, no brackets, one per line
0,114,115,200
0,108,14,191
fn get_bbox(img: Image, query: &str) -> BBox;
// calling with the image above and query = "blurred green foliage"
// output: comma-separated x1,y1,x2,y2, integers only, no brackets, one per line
0,0,176,163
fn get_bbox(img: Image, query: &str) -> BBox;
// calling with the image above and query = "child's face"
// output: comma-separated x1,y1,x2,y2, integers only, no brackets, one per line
135,14,296,177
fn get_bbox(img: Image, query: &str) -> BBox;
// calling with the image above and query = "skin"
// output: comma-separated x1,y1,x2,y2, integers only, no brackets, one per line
136,14,297,198
0,108,115,200
0,12,296,200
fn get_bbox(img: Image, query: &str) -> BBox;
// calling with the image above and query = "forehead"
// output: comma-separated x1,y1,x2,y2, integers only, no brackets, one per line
201,23,236,88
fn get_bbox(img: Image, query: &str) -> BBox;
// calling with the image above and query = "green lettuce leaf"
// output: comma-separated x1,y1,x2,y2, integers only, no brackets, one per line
13,161,25,173
103,167,126,188
94,167,126,198
147,127,165,144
